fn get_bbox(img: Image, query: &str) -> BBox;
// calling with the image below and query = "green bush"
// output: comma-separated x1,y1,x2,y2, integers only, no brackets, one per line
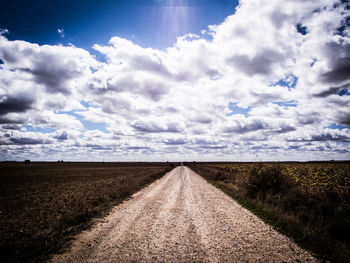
244,164,292,199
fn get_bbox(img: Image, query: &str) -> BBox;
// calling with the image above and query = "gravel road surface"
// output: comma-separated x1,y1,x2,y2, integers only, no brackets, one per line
51,166,318,262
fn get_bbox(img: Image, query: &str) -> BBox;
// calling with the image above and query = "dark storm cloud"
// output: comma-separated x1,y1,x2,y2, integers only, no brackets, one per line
200,145,227,149
163,138,186,145
0,39,91,95
193,138,219,145
321,60,350,83
314,82,350,97
251,145,280,150
0,47,21,64
0,116,26,124
311,133,350,142
1,124,22,130
224,119,267,133
9,137,48,145
131,121,182,133
229,48,284,75
54,131,69,140
338,114,350,126
296,113,320,125
321,42,350,83
288,131,350,142
272,125,296,134
288,145,300,150
21,55,82,95
0,95,33,115
315,87,342,97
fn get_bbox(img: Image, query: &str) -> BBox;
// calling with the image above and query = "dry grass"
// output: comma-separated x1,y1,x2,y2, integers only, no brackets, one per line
0,162,173,263
188,161,350,263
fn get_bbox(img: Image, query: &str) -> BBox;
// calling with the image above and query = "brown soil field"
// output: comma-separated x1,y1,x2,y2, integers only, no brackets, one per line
0,162,173,263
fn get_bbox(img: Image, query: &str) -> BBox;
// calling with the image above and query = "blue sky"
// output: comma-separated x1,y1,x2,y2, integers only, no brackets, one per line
0,0,349,161
1,0,237,50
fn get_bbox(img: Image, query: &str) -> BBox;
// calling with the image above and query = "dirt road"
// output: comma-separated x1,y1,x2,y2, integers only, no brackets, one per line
51,166,318,262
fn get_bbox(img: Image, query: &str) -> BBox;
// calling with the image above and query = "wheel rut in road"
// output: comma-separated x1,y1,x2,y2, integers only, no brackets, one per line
51,166,318,263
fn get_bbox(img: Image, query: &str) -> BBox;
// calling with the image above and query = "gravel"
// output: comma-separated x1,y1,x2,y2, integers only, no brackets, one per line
51,166,318,263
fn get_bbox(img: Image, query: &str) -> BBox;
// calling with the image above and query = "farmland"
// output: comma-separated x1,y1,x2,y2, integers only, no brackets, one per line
51,166,318,263
1,161,349,262
187,161,350,262
0,162,173,263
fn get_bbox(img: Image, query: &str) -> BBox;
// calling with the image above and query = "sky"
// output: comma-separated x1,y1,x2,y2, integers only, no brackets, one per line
0,0,349,162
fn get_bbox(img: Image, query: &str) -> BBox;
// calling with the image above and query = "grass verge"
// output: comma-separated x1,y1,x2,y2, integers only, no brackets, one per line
187,162,350,263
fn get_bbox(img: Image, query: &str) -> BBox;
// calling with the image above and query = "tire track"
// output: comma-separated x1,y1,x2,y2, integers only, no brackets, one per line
51,166,318,263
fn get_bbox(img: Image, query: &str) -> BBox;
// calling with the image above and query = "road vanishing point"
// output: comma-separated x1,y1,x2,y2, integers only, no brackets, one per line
51,166,318,263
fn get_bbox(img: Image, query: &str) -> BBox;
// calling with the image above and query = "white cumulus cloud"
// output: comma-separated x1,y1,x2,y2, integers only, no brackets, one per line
0,0,349,161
